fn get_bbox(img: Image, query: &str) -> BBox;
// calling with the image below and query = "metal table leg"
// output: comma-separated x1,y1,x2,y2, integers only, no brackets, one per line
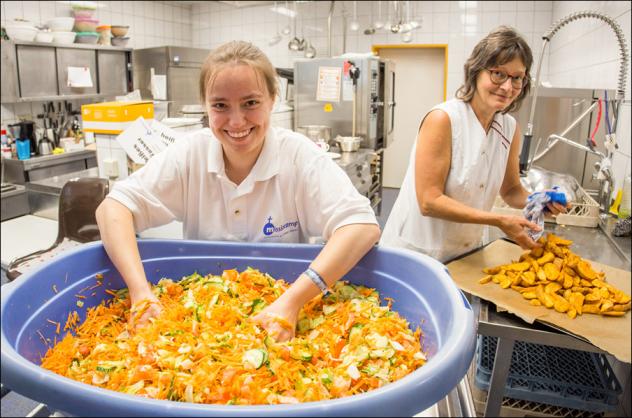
484,336,515,417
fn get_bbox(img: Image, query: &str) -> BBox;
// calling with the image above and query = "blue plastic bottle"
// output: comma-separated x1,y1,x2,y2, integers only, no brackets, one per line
16,139,31,160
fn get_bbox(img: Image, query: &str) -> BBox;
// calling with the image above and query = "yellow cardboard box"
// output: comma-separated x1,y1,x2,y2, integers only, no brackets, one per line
81,101,154,134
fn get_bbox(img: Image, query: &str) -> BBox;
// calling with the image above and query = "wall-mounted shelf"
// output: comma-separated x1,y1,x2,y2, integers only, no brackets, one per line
1,40,133,103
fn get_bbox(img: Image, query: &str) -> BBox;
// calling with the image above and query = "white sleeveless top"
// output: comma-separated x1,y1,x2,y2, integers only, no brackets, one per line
380,99,516,262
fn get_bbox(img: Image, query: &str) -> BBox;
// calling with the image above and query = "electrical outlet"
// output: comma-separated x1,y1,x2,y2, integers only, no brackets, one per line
103,158,119,178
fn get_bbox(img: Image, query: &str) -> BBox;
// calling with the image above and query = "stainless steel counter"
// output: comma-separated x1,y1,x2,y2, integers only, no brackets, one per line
476,222,631,416
3,150,97,184
26,167,101,220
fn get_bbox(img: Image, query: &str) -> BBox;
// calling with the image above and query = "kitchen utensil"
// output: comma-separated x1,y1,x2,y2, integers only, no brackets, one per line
315,140,329,151
73,17,99,33
5,25,37,41
110,36,129,47
280,0,291,35
46,17,74,32
349,1,359,31
268,1,283,46
52,31,76,44
297,125,332,143
37,135,54,156
335,135,363,152
374,1,384,29
288,1,302,51
75,32,99,44
110,25,129,37
35,30,54,43
297,2,306,51
364,3,376,34
304,40,316,58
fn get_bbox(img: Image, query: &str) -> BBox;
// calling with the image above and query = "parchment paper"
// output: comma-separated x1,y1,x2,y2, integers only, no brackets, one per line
447,239,631,363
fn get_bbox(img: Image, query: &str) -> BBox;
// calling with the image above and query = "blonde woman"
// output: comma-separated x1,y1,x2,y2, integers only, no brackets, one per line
381,26,565,263
96,41,380,341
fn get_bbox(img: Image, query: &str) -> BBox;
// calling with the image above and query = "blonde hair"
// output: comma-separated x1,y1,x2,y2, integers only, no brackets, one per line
199,41,279,103
456,26,533,114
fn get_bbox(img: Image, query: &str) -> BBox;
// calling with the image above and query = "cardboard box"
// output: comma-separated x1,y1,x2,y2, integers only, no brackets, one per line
81,101,154,134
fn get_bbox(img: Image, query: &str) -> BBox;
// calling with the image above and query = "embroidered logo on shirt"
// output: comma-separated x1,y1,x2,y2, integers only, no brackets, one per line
262,216,299,237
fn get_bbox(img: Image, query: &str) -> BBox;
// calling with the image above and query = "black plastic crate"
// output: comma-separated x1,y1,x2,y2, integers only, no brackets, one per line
474,335,622,413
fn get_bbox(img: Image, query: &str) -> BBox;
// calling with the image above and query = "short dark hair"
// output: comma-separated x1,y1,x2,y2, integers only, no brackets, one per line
456,26,533,114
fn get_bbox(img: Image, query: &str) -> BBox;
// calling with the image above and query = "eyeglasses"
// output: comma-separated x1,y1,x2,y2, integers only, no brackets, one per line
486,69,528,89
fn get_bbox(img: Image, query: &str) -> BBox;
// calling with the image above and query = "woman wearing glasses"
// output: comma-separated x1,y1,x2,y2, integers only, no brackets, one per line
381,26,566,263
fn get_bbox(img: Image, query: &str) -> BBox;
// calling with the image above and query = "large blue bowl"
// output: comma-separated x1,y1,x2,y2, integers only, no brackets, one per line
1,240,476,416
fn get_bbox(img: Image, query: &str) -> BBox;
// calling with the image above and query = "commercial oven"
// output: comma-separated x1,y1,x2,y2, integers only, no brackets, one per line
294,56,395,150
132,46,210,117
293,56,396,214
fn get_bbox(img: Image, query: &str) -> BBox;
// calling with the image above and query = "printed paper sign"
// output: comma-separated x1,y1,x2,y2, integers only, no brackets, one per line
117,118,166,164
67,66,93,88
316,66,341,102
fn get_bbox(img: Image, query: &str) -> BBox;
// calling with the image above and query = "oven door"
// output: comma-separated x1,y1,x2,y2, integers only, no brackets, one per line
383,60,396,148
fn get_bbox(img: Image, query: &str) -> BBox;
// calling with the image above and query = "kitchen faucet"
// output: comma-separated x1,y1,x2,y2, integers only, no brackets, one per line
519,10,629,212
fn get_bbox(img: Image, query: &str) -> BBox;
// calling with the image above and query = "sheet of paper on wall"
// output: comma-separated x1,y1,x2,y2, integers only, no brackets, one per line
150,67,167,100
67,66,93,88
117,117,167,164
316,66,341,102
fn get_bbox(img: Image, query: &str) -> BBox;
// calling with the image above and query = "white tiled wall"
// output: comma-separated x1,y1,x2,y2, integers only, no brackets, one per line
547,1,631,196
191,1,554,99
1,0,192,128
2,1,629,196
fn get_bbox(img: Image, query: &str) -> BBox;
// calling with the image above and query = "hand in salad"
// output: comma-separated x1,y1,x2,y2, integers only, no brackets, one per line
129,295,162,331
252,299,298,342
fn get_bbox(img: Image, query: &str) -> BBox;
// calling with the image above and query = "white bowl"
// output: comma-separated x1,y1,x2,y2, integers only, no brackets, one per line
35,31,54,43
9,19,36,28
52,31,76,44
5,25,38,42
47,17,75,32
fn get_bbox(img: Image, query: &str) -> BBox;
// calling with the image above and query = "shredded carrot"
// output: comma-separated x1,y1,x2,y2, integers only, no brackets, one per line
41,269,427,405
75,294,87,299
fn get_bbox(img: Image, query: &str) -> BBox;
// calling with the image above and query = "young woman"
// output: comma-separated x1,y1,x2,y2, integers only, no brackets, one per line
96,41,380,341
381,26,565,263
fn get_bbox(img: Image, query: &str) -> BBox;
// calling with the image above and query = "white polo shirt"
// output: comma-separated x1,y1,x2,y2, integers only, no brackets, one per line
107,126,377,243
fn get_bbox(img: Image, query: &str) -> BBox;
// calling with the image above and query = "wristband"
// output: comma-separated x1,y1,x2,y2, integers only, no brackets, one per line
304,267,330,295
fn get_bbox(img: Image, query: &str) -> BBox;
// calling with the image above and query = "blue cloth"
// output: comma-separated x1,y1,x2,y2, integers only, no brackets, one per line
523,186,568,241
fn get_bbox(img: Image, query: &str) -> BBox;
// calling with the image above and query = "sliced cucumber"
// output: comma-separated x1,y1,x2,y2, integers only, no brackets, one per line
251,298,267,314
322,304,337,315
339,284,357,300
349,323,364,340
297,317,311,333
243,349,268,369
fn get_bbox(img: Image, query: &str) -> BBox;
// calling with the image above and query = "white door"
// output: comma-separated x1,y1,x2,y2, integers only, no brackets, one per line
375,47,445,188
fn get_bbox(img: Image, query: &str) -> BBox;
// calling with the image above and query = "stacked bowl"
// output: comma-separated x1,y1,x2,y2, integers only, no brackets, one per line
72,2,98,44
110,25,130,47
46,17,75,44
5,19,38,42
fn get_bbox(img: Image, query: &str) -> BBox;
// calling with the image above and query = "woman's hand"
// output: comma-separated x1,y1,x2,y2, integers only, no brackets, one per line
251,299,299,343
129,293,162,331
498,215,542,250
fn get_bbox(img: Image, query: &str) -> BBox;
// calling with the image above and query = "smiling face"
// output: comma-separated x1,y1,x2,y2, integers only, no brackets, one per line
206,64,275,159
474,56,526,113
